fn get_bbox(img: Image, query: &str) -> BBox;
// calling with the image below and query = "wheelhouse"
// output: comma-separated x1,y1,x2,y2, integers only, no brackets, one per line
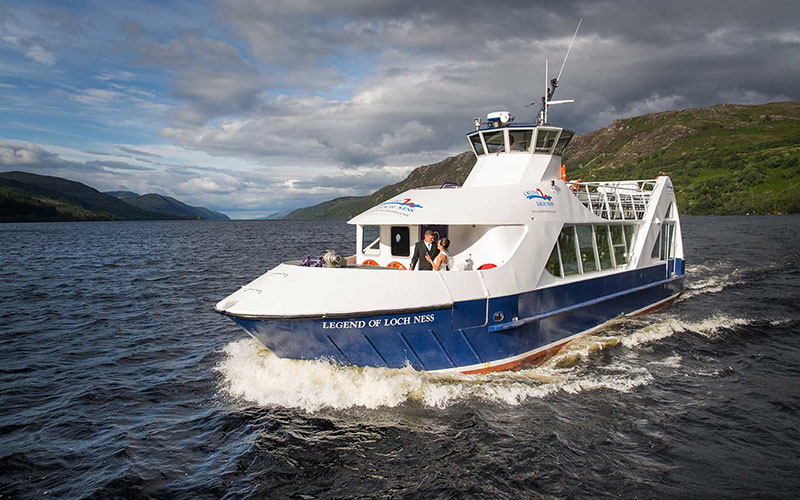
467,126,574,157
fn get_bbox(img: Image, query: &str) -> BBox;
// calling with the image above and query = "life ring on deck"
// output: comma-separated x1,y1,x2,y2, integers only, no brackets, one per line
362,259,379,266
478,263,497,270
570,179,582,192
387,261,407,270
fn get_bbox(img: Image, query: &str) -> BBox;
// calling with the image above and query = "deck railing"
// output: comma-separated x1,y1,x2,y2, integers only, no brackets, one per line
566,179,658,220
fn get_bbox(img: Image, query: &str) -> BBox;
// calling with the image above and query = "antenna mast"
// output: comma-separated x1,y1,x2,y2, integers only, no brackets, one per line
536,18,582,125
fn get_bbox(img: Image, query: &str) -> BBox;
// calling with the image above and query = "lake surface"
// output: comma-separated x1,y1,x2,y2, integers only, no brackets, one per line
1,216,799,499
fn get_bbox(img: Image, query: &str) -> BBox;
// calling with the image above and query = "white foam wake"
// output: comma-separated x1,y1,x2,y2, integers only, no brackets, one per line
620,315,752,348
216,338,652,412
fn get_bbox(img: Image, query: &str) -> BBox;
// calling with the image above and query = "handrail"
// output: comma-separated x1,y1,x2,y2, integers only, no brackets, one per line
566,179,657,220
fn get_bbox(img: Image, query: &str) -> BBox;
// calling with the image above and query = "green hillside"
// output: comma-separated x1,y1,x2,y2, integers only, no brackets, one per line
564,101,800,214
0,172,170,221
0,171,230,222
285,101,800,219
284,152,475,220
113,193,230,220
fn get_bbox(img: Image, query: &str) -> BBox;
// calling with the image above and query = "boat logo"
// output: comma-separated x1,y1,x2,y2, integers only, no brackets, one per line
377,198,423,214
524,189,552,201
524,188,555,206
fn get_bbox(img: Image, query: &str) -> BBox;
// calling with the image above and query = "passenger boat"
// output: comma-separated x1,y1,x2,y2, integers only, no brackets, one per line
215,58,685,374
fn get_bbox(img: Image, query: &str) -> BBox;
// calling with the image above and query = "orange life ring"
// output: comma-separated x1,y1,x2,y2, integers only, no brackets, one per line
478,263,497,270
387,261,407,270
362,259,379,266
570,179,582,192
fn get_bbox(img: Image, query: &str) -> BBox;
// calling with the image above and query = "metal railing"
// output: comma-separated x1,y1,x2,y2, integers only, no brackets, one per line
566,180,657,220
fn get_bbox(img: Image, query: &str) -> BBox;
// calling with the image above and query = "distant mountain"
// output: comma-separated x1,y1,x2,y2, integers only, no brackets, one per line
104,190,140,200
107,192,230,220
252,210,293,220
0,171,230,222
284,101,800,218
284,153,475,220
0,171,173,222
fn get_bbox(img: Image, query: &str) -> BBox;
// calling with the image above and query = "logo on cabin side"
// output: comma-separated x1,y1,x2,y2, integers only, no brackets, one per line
524,188,555,207
524,189,553,201
377,198,424,213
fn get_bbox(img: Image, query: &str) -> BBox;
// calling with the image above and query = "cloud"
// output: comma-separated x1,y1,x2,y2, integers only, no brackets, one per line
84,160,154,171
131,32,265,124
176,174,243,194
137,0,797,170
0,142,64,167
69,88,124,104
1,35,55,65
116,146,162,158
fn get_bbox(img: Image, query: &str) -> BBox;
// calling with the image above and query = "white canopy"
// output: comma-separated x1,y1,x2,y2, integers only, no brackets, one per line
348,185,541,225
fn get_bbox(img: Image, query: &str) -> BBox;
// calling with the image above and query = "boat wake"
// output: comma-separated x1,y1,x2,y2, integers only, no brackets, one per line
216,312,747,413
215,336,654,412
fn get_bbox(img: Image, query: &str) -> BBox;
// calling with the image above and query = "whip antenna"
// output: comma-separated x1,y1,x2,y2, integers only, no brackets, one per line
556,18,582,82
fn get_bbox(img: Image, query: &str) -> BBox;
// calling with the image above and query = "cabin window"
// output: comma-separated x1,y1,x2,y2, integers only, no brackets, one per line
624,225,636,255
534,128,559,153
576,225,598,273
545,240,563,278
558,226,581,276
651,229,661,259
554,130,574,155
469,134,485,156
483,131,505,154
509,130,533,152
390,226,410,257
547,224,640,279
594,225,614,270
361,225,380,255
610,225,628,266
665,224,675,259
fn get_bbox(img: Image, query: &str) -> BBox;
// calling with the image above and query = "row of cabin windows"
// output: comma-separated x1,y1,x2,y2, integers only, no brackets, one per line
546,224,637,278
468,127,573,157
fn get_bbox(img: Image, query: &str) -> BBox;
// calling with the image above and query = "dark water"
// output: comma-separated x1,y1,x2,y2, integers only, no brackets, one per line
1,217,799,499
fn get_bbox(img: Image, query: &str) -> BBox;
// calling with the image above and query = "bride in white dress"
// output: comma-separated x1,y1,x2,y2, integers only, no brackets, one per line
426,238,453,271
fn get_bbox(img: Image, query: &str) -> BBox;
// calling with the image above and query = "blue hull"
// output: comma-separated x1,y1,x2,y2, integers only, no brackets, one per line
225,261,684,372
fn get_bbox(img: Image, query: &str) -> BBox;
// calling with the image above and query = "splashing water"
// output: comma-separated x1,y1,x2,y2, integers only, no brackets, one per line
620,315,752,347
216,338,652,412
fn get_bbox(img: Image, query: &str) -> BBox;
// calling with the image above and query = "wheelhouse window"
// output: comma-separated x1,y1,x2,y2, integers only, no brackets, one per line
469,133,486,156
534,128,560,153
390,226,410,257
554,130,574,155
483,130,505,154
509,129,533,152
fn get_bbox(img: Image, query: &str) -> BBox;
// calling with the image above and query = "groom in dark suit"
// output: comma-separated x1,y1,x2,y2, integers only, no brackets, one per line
410,230,439,270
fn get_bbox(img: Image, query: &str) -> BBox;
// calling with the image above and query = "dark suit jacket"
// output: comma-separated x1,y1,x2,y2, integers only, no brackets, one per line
410,240,439,270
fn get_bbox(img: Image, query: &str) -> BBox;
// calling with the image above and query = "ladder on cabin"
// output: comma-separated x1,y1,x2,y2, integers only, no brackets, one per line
567,180,657,220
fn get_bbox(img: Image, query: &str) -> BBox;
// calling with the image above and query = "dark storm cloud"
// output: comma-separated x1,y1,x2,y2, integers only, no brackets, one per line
146,0,799,168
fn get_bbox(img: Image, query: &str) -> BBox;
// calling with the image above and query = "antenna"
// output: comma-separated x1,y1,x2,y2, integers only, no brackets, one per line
536,19,582,125
556,18,582,82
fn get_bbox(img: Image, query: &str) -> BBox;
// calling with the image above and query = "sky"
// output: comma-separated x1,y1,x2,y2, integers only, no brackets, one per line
1,0,798,219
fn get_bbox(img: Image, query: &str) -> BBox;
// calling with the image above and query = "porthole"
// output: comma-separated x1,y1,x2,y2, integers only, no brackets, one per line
493,312,505,322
